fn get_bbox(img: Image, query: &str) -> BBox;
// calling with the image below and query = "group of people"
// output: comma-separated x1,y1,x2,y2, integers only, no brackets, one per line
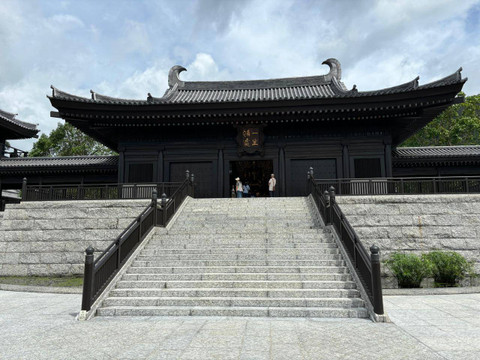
234,174,276,198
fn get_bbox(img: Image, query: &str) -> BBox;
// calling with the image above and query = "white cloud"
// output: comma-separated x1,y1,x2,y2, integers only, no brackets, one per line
47,14,84,30
1,0,480,152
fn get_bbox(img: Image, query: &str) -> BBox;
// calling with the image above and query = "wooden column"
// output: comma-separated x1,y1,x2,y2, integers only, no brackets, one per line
342,144,350,178
118,151,125,183
217,149,224,197
157,150,164,182
279,146,286,196
384,142,392,177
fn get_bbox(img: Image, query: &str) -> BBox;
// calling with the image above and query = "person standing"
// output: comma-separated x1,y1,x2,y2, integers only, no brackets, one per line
268,174,276,197
243,182,250,198
235,177,243,198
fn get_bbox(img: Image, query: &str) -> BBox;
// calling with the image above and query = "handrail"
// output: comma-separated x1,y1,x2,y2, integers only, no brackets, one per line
21,178,184,201
307,167,384,315
81,171,195,312
311,176,480,196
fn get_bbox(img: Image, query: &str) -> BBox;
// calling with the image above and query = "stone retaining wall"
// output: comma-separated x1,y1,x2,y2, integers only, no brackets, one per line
336,195,480,287
0,200,150,276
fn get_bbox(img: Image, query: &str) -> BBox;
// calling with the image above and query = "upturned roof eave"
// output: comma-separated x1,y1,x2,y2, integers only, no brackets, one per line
48,80,464,115
0,119,39,139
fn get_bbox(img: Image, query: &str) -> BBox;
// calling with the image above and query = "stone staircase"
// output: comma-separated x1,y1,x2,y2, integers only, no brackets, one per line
97,197,368,318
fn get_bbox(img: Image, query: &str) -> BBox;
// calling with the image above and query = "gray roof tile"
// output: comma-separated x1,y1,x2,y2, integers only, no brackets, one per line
0,155,118,168
393,146,480,159
49,59,466,106
0,109,39,132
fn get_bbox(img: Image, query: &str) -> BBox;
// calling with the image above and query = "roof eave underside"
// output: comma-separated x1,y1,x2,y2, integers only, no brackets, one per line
0,118,39,139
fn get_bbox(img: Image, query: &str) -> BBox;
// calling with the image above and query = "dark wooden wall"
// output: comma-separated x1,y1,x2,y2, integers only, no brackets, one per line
118,123,391,197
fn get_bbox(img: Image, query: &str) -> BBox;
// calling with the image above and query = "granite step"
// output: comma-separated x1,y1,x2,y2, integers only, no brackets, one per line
102,296,364,308
96,197,368,319
127,265,349,274
97,306,368,318
140,245,338,254
114,280,358,289
108,288,361,298
131,259,346,267
135,251,340,261
121,273,352,282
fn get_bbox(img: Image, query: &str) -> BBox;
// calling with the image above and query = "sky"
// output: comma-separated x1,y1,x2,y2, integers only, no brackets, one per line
1,0,480,151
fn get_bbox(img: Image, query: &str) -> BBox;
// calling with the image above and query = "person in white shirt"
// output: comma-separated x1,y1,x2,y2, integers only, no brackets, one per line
235,177,243,198
268,174,276,197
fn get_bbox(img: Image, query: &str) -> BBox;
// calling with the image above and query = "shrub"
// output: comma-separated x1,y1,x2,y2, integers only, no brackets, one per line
422,251,475,287
385,253,431,288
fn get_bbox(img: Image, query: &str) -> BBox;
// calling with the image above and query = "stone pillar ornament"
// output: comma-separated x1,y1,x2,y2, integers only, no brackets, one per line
81,246,95,312
21,177,27,201
370,244,384,315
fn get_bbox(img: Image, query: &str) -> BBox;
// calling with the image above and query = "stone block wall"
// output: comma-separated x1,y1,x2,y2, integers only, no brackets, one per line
0,200,150,276
336,194,480,287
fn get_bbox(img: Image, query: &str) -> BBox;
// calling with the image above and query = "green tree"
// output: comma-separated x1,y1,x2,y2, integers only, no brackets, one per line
401,93,480,147
29,122,115,157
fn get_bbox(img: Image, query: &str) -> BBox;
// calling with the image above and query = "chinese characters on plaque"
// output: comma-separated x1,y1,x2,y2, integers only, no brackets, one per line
236,125,265,155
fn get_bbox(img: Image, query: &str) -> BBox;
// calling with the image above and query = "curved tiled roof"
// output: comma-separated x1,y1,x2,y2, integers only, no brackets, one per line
49,59,466,106
393,146,480,159
0,108,39,133
0,155,118,168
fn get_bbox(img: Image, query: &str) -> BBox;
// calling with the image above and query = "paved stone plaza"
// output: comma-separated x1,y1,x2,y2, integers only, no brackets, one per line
0,290,479,359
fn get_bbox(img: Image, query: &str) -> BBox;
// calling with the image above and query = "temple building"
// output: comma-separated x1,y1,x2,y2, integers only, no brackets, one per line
0,109,39,209
1,58,477,199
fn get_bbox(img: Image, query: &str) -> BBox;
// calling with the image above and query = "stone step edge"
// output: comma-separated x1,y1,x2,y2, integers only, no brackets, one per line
124,272,349,276
128,266,348,270
96,305,368,317
115,280,357,285
109,288,360,293
141,246,337,251
104,296,363,303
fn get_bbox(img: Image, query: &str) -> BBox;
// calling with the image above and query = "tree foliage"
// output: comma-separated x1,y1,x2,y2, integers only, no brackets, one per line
401,93,480,147
29,122,115,157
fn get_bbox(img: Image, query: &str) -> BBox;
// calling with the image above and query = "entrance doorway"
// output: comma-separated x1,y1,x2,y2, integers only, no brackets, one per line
229,160,273,197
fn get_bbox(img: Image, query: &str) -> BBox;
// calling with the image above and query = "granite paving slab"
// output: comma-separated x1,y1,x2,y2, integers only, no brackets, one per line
4,290,480,359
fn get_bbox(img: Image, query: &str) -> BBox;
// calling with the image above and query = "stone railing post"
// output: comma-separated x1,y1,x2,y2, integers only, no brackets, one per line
152,189,158,225
307,167,314,195
21,177,27,201
81,246,95,311
370,245,384,315
161,193,167,225
190,173,195,198
324,190,330,225
328,186,336,226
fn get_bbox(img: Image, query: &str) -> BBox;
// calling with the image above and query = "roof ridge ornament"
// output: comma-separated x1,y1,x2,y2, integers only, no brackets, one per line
168,65,187,88
90,90,97,101
50,85,57,97
413,76,419,89
321,58,342,80
456,67,463,81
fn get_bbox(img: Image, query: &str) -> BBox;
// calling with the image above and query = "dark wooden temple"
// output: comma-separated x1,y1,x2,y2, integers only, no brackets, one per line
0,109,40,208
1,58,474,198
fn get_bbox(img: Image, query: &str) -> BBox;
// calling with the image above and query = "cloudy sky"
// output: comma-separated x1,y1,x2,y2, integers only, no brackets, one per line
1,0,480,151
